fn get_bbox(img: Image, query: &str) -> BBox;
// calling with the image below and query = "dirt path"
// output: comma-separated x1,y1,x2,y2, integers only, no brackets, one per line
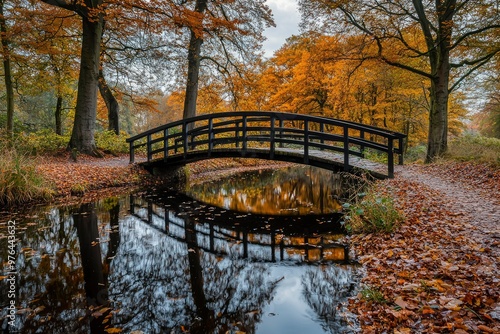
395,163,500,249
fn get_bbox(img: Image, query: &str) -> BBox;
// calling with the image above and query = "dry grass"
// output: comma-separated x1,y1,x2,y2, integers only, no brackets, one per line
446,135,500,166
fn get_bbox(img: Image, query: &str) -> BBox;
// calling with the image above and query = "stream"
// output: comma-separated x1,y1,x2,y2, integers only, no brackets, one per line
1,165,362,334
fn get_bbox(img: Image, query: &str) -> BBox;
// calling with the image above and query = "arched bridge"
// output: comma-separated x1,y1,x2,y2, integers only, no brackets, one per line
127,111,406,178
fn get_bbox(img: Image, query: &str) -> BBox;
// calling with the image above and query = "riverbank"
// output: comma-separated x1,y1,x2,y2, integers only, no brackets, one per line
18,152,291,209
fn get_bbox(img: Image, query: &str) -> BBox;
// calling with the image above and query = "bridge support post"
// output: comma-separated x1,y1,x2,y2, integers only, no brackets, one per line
388,139,394,178
270,116,275,159
304,120,309,164
129,141,135,163
343,126,349,172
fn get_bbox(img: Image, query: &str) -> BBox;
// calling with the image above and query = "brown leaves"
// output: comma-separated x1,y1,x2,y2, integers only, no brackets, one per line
348,162,500,333
35,153,149,204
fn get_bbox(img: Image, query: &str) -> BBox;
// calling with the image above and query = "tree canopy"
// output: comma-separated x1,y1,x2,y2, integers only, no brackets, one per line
0,0,498,159
299,0,500,161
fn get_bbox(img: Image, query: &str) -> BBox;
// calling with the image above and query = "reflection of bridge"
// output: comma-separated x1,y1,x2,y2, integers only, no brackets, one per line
129,193,350,263
127,111,406,178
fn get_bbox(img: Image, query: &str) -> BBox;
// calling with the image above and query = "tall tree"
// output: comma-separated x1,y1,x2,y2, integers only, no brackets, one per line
20,4,80,134
40,0,104,155
0,0,14,134
181,0,274,121
300,0,500,162
183,0,207,121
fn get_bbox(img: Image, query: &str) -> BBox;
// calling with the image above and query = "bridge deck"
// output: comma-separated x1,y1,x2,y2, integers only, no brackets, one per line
141,147,389,179
127,111,406,178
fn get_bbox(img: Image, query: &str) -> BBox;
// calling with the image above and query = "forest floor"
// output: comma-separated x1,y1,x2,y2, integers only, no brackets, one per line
9,152,500,333
347,162,500,333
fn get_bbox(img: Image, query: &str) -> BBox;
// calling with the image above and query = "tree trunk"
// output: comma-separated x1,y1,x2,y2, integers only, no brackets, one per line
183,0,208,126
0,1,14,135
426,72,449,162
55,95,63,135
425,0,452,163
68,14,103,155
98,69,120,135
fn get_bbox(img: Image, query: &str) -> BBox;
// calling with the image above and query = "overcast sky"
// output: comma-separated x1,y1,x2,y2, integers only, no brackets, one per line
262,0,301,58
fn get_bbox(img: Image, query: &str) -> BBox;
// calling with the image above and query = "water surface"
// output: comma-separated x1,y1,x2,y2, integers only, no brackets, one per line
0,166,360,333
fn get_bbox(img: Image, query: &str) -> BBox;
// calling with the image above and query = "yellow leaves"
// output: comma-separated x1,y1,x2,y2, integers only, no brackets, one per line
104,328,122,334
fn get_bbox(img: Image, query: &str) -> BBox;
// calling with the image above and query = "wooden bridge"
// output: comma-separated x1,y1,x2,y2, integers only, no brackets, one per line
127,111,406,178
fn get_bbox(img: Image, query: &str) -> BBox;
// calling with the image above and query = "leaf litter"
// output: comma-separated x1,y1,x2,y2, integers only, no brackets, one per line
347,161,499,333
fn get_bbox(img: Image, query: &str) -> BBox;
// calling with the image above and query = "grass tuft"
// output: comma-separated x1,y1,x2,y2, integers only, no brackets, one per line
0,144,54,206
359,286,387,304
342,190,404,234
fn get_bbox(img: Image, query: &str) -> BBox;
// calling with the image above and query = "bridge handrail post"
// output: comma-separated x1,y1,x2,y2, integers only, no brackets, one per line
129,140,135,163
343,125,349,172
279,119,284,148
235,120,240,148
320,123,325,150
388,138,394,178
189,120,196,150
163,128,169,161
304,119,309,163
182,122,188,159
270,115,275,159
147,134,152,161
242,115,247,154
208,118,214,154
360,130,365,158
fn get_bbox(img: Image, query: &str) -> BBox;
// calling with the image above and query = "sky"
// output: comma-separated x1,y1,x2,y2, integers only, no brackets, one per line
262,0,301,58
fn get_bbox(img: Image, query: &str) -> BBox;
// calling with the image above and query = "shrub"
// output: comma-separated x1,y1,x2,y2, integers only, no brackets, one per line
405,144,427,163
19,130,69,154
95,130,129,155
447,134,500,165
0,145,54,206
342,190,404,234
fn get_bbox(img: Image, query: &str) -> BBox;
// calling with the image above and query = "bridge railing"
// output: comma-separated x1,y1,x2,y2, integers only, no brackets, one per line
126,111,406,178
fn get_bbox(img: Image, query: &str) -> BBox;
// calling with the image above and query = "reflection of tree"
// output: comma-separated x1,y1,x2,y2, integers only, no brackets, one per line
0,199,125,333
74,202,119,333
109,211,279,334
185,216,215,333
1,207,87,333
301,266,359,333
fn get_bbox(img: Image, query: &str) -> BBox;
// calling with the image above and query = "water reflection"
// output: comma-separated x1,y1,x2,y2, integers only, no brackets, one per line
185,166,349,215
1,170,359,333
